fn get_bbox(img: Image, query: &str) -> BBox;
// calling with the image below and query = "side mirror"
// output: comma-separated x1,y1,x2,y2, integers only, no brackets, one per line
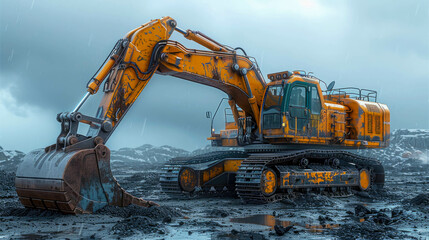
206,111,212,119
327,81,335,91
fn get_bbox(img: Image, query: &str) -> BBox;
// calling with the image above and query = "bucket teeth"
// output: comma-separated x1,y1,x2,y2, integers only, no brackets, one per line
15,144,156,214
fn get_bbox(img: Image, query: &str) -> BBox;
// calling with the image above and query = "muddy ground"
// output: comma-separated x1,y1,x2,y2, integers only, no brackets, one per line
1,158,428,240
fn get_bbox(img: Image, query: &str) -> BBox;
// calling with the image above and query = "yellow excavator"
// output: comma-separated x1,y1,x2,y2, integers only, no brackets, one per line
15,17,390,214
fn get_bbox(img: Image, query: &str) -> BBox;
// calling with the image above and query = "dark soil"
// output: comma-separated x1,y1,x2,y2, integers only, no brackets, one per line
1,134,428,239
96,205,182,220
111,216,162,237
281,193,335,207
405,193,429,207
205,208,230,218
213,230,267,240
332,221,409,240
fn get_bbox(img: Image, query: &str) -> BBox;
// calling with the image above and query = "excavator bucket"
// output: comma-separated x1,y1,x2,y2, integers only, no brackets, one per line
15,144,157,214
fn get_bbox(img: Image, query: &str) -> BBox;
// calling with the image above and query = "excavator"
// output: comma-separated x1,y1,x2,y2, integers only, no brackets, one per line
15,17,390,214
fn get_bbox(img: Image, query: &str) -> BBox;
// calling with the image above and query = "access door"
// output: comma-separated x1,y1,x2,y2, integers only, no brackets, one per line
287,85,309,134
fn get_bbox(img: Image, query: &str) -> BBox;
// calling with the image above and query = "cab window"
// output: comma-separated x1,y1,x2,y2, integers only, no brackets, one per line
262,85,284,129
310,86,321,114
263,85,284,111
289,86,306,107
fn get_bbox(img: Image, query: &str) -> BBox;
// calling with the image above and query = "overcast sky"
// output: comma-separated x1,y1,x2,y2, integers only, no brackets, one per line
0,0,428,152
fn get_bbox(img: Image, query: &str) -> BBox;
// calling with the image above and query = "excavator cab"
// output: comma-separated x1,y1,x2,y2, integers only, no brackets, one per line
261,71,325,138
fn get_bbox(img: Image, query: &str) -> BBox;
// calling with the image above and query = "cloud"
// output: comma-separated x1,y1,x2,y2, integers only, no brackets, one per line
0,79,28,117
0,87,58,152
0,0,428,151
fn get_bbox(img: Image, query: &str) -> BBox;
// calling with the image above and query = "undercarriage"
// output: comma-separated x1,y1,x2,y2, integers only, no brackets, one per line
160,149,384,202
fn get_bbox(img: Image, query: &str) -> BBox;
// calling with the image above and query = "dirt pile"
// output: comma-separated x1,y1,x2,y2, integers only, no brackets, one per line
406,193,429,206
111,216,162,237
333,221,405,240
353,204,409,224
97,205,182,237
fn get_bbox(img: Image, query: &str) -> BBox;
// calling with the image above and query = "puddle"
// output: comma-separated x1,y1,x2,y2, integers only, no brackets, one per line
230,214,339,233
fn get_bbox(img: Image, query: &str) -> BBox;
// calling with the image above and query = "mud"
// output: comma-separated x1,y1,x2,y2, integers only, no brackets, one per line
1,141,428,239
332,221,406,240
95,205,182,220
111,216,162,237
281,193,335,207
206,209,230,218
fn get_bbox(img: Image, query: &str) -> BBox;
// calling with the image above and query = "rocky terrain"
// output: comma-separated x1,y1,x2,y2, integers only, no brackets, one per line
0,129,428,239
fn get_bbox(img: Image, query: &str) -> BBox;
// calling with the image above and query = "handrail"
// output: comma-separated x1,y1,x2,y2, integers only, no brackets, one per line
211,98,229,134
325,87,377,102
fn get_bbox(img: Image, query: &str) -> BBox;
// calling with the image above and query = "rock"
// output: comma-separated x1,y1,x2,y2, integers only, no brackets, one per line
206,209,229,218
274,225,293,236
333,221,410,239
391,209,403,218
354,191,372,199
318,215,333,224
402,151,412,158
371,212,392,225
163,216,172,223
355,204,371,217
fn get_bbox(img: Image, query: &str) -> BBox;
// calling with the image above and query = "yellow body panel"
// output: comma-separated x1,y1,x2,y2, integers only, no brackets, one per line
257,76,390,149
201,159,243,184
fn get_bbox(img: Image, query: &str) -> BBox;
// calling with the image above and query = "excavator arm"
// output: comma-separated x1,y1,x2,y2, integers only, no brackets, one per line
15,16,267,214
59,16,266,152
